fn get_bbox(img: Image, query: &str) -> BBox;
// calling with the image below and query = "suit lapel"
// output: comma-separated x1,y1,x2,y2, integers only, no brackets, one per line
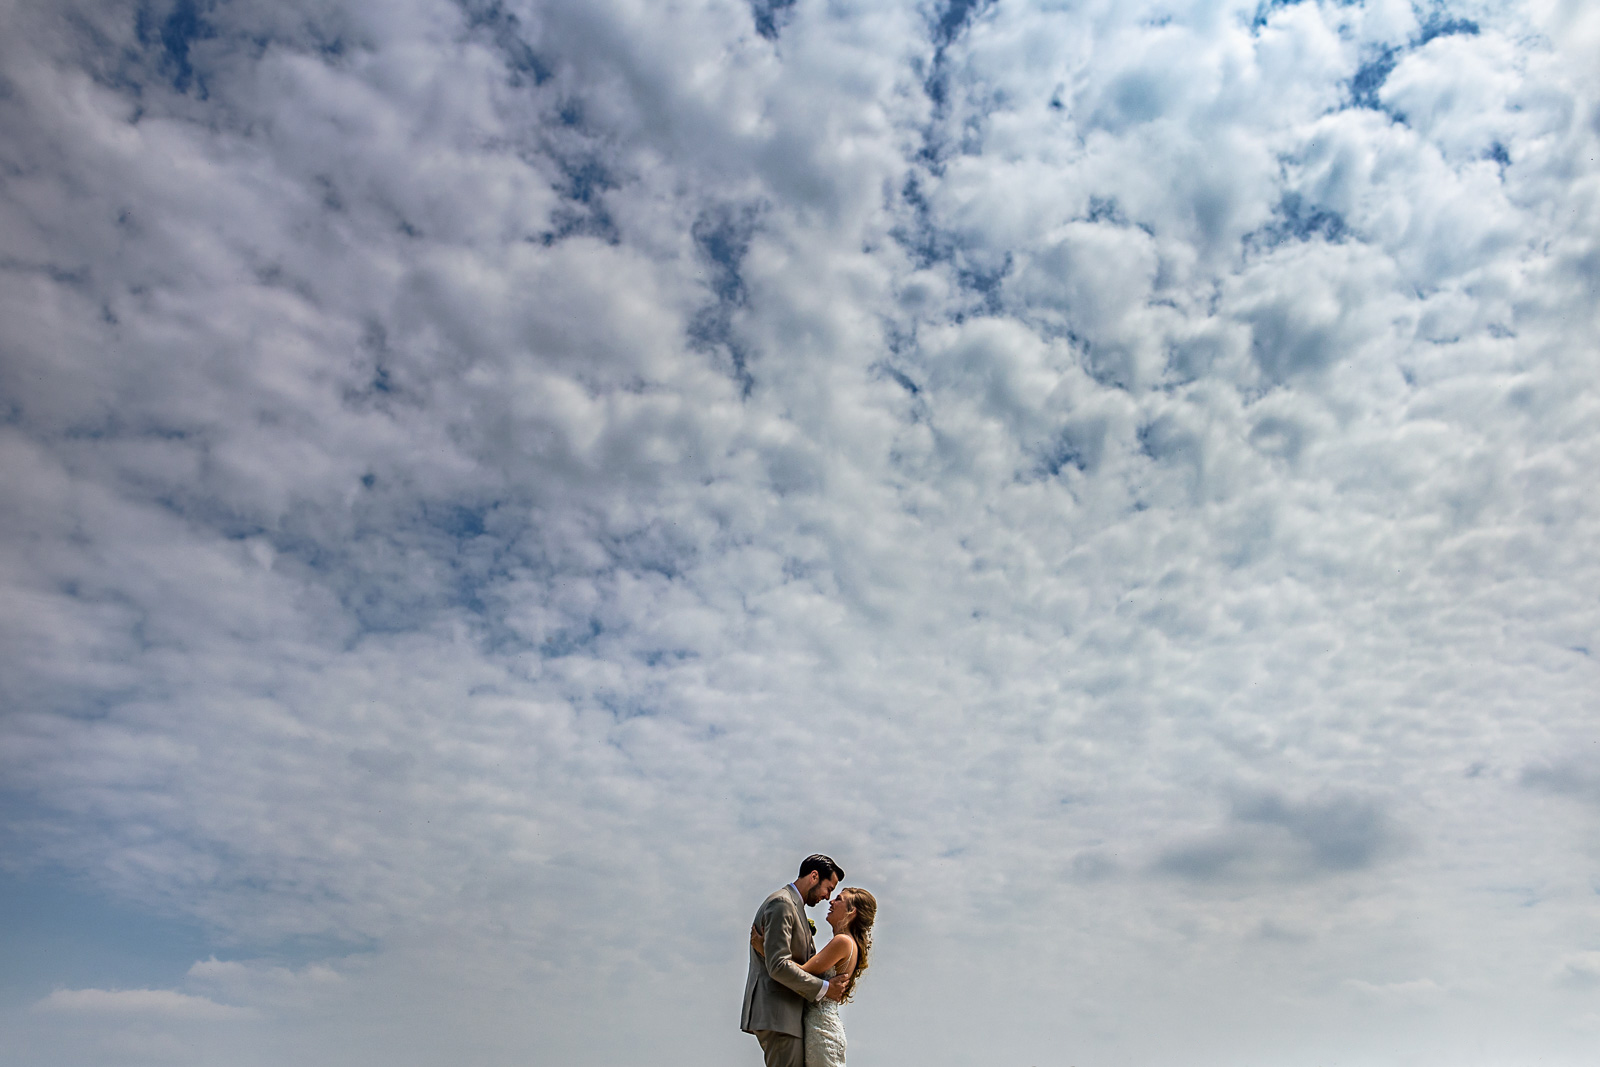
787,885,811,961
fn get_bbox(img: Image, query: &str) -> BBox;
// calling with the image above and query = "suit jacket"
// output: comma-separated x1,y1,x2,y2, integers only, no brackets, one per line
740,884,825,1037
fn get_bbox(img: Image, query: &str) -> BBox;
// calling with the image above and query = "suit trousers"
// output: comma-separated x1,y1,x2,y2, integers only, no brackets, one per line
754,1029,804,1067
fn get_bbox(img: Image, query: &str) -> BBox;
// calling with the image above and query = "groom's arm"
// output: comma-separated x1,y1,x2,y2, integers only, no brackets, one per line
759,901,826,1002
750,923,847,1002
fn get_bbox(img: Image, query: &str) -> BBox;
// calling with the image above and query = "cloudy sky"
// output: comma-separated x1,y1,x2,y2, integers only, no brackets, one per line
1,0,1597,1063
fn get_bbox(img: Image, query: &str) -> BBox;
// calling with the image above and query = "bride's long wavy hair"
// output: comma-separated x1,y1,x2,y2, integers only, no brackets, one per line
839,887,876,1003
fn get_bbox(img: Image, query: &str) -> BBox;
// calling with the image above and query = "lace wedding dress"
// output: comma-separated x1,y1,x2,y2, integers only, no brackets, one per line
804,966,848,1067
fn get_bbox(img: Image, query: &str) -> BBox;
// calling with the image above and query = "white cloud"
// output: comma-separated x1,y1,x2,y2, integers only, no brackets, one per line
1342,977,1446,1005
33,988,255,1021
1557,951,1600,989
1,0,1598,1064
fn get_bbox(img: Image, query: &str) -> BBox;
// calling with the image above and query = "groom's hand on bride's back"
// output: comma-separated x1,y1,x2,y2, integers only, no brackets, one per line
823,976,850,1001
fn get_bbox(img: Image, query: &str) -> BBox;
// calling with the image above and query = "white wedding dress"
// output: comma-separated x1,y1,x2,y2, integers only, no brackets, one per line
804,966,847,1067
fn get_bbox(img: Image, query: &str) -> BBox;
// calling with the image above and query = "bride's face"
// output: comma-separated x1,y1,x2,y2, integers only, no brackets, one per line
826,893,855,928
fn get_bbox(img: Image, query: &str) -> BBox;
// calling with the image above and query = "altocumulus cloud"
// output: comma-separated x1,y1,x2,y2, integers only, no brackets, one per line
0,0,1598,1065
34,988,255,1021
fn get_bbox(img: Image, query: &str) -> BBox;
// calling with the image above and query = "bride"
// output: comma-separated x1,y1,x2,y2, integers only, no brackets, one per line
753,886,877,1067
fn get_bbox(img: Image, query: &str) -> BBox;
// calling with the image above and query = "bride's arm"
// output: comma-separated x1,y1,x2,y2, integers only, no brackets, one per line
797,933,854,977
750,931,854,977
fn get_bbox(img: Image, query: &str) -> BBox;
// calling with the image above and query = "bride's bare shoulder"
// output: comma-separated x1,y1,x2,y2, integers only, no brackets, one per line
818,931,856,964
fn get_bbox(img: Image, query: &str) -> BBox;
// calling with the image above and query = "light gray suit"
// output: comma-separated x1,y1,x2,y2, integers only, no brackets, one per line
741,884,825,1067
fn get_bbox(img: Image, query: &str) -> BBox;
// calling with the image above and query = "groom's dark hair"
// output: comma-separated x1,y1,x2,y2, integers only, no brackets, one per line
799,854,844,881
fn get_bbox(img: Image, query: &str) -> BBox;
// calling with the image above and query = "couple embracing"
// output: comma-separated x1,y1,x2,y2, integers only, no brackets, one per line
740,854,878,1067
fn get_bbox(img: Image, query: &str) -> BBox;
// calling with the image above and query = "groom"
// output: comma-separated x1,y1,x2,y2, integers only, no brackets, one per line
740,854,849,1067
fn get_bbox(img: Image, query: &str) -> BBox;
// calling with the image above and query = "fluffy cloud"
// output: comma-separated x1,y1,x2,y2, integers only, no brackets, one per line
1155,789,1402,882
1,0,1597,1064
33,987,253,1020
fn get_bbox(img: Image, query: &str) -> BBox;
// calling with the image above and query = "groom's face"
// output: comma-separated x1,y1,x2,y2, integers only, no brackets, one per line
805,874,839,906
